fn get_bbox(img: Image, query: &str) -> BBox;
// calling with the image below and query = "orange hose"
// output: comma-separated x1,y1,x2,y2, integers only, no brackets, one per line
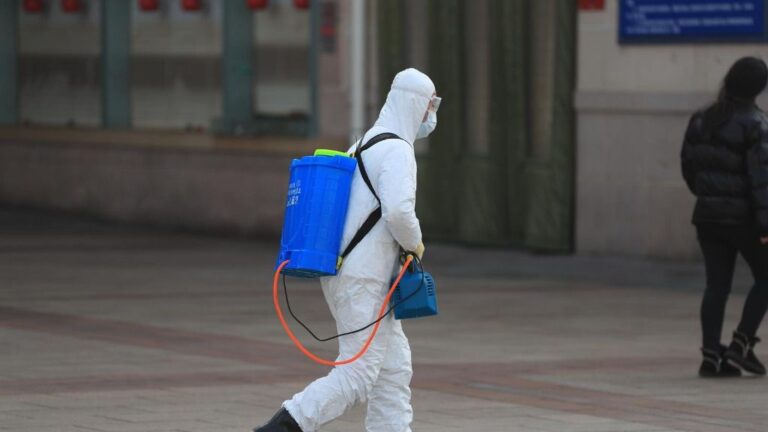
273,256,413,367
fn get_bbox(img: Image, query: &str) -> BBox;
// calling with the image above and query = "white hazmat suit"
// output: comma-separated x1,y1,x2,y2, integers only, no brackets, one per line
282,69,436,432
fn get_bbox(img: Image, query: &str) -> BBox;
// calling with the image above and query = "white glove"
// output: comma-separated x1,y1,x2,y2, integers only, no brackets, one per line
414,242,425,260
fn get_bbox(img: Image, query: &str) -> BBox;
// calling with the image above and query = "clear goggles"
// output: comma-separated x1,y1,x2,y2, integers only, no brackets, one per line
428,96,442,113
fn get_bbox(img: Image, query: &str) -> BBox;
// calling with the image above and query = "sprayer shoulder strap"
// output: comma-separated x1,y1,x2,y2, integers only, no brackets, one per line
340,133,404,261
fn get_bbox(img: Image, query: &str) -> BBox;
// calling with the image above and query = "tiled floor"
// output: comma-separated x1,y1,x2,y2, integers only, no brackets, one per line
1,209,765,431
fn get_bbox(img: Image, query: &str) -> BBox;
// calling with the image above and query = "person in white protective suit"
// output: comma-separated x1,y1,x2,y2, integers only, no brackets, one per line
252,68,440,432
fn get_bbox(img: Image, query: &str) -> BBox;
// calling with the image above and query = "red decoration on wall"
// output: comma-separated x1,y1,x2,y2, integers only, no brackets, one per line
319,1,336,52
181,0,201,11
247,0,269,10
293,0,309,10
579,0,605,11
61,0,82,13
139,0,160,12
23,0,44,13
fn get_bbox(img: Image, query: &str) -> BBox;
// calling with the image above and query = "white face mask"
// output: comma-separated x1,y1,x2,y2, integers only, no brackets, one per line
416,111,437,139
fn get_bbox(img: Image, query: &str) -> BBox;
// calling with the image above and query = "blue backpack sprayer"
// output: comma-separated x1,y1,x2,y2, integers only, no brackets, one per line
273,133,438,366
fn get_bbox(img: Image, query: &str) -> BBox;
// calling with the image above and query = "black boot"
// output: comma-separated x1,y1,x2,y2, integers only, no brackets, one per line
253,408,303,432
724,331,766,376
699,346,742,378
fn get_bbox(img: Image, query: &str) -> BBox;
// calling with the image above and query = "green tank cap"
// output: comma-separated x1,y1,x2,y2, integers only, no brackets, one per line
314,149,350,157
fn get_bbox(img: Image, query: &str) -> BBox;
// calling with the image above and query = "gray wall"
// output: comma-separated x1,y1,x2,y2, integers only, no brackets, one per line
576,92,704,259
0,140,293,237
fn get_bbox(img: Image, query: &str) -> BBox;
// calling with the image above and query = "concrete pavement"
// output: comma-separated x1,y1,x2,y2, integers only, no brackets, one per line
0,209,765,432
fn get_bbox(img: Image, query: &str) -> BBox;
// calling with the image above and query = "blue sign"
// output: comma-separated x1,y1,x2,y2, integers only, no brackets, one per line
619,0,767,43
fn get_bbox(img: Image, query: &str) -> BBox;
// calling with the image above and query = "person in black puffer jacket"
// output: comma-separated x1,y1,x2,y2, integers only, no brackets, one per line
682,56,768,378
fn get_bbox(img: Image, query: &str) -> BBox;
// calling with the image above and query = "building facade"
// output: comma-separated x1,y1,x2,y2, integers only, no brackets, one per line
576,0,768,259
5,0,763,259
3,0,352,136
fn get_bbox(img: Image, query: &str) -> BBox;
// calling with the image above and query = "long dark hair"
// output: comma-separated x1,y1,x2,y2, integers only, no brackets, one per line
702,57,768,136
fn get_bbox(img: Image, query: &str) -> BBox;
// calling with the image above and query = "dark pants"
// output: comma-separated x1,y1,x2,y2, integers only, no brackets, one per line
697,224,768,350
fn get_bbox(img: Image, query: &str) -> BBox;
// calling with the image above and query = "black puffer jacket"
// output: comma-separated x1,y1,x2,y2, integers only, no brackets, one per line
681,106,768,235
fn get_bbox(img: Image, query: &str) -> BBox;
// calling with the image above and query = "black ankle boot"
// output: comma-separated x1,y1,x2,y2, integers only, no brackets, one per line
699,346,742,378
724,331,766,376
253,408,303,432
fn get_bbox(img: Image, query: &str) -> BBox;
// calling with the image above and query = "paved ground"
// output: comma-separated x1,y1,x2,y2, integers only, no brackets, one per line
0,209,766,432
